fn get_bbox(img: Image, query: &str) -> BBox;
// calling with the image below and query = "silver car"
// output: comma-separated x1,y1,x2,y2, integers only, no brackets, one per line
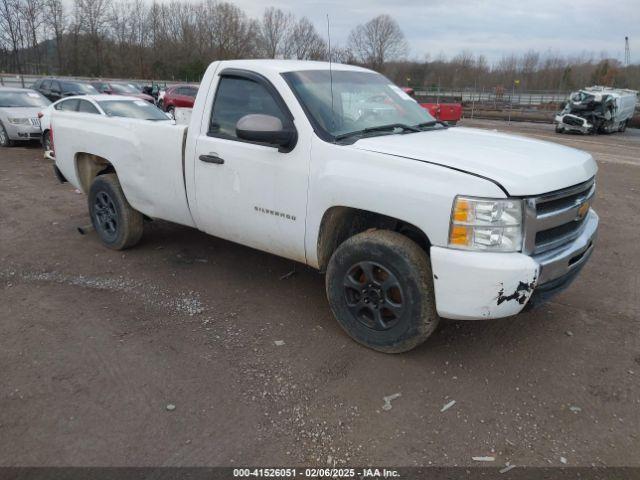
0,87,51,147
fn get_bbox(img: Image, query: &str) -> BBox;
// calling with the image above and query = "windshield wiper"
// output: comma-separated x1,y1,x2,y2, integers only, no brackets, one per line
335,123,421,141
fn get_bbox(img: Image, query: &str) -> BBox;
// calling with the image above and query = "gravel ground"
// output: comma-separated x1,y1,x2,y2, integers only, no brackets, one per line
0,120,639,468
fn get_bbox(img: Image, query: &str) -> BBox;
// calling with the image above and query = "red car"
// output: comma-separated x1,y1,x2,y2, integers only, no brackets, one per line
402,87,462,125
91,82,155,103
162,85,199,116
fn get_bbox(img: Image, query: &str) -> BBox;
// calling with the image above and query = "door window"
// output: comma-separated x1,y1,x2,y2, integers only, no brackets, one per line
57,99,80,111
78,100,100,114
209,76,288,140
41,80,51,90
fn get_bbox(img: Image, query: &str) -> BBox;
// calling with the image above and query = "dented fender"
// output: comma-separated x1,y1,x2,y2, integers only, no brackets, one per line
430,247,539,320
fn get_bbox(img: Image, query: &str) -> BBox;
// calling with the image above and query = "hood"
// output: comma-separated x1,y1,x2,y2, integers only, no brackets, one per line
0,107,43,120
349,127,597,196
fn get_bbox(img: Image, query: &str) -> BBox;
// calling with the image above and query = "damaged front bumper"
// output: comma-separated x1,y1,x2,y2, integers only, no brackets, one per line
430,210,598,320
555,113,593,134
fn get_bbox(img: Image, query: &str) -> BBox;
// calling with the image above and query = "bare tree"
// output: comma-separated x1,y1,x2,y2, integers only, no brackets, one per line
20,0,45,71
259,7,292,59
44,0,65,72
286,17,326,60
76,0,108,75
0,0,24,73
347,14,407,70
2,0,639,90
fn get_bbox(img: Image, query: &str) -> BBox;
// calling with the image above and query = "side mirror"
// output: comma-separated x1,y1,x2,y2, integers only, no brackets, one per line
236,114,295,151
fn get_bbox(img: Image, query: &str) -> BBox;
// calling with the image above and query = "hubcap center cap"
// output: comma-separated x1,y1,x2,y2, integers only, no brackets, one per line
365,287,382,304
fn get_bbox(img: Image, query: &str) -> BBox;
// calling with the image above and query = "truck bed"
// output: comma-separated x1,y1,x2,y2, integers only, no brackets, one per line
53,111,195,227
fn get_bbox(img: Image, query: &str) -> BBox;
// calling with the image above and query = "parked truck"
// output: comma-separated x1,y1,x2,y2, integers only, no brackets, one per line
402,87,463,124
51,60,598,352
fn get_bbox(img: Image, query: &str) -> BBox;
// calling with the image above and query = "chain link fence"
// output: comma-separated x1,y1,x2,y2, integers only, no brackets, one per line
413,87,571,123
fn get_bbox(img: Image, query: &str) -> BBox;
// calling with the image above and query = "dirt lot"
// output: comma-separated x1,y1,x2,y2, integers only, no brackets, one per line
1,120,639,469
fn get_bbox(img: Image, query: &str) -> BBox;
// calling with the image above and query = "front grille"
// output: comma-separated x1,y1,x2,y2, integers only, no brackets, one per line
563,115,584,127
524,178,595,255
535,216,586,245
536,187,591,215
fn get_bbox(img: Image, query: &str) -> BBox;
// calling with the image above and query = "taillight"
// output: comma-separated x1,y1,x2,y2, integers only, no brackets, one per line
49,127,55,154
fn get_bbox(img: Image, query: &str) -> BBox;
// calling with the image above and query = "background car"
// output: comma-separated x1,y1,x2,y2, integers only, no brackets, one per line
31,78,98,102
0,87,51,147
162,84,199,117
39,94,172,154
91,82,155,103
127,82,145,93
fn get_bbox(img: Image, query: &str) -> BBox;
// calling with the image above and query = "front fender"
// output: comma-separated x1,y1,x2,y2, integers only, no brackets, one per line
305,137,505,269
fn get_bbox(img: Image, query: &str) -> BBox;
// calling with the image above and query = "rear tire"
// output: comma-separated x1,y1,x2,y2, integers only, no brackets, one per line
619,120,628,133
326,230,440,353
88,174,143,250
0,121,15,147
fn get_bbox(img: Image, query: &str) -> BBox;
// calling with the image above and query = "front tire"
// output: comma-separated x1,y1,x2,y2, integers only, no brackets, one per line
555,124,564,133
0,121,15,147
619,120,628,133
42,130,51,151
326,230,440,353
88,174,143,250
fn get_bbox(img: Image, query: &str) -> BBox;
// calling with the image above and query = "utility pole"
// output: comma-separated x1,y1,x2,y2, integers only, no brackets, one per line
508,79,519,125
625,36,631,66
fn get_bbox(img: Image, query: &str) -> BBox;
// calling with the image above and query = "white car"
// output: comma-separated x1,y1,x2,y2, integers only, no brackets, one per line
51,60,598,352
40,94,172,153
0,87,51,147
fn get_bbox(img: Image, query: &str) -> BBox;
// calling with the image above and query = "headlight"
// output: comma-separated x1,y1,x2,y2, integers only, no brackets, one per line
8,117,30,125
448,196,523,252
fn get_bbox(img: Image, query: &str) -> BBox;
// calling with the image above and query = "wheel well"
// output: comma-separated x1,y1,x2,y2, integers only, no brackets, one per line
316,206,431,271
75,152,116,193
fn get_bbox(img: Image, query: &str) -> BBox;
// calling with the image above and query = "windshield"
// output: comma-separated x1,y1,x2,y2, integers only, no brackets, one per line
0,91,51,108
111,83,141,94
61,82,98,94
283,70,435,139
98,100,169,121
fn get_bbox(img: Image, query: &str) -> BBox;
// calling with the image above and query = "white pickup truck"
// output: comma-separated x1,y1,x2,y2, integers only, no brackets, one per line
52,60,598,352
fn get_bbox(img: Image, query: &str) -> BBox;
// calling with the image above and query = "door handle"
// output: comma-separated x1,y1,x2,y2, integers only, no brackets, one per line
199,154,224,165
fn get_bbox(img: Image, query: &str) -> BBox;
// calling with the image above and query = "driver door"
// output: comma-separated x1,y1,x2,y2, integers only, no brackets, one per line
192,71,310,264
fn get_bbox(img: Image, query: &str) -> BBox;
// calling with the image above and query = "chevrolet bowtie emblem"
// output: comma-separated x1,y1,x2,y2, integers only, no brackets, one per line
576,201,590,220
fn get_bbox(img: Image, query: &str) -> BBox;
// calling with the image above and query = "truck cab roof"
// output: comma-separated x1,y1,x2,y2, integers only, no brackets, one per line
212,59,371,74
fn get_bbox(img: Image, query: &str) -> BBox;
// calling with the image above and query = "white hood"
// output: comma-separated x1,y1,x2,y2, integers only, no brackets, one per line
349,127,597,196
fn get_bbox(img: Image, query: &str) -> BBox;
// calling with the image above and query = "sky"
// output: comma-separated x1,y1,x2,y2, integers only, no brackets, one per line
223,0,640,64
